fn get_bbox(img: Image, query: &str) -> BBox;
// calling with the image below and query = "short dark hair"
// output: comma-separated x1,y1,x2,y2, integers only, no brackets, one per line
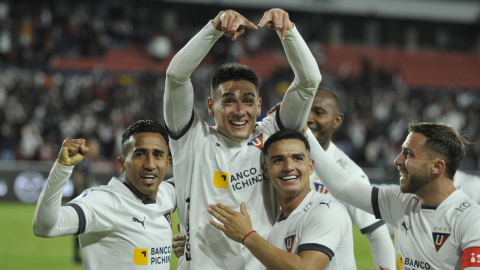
121,120,169,157
262,129,310,158
210,63,259,100
408,122,469,179
318,87,342,114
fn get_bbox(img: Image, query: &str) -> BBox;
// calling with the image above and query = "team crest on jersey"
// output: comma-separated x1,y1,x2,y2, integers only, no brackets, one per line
248,134,263,150
164,212,172,229
314,183,328,194
284,234,296,253
432,226,452,252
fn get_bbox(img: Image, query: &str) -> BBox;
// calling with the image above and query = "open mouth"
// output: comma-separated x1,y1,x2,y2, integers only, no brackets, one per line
229,120,247,127
399,171,408,181
141,174,157,184
280,175,299,182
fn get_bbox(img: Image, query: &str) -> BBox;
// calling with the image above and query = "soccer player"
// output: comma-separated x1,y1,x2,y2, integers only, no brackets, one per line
305,122,480,270
164,8,321,270
307,88,395,269
33,120,176,270
208,129,356,270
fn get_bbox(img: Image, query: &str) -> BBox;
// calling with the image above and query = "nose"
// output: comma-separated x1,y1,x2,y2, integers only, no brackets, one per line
307,111,314,126
144,154,155,170
393,152,404,166
282,158,295,172
234,102,245,116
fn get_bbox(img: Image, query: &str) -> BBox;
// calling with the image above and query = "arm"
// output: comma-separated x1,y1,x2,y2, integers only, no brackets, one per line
208,203,330,270
258,9,321,130
33,139,89,237
164,11,257,136
305,129,375,214
364,225,395,269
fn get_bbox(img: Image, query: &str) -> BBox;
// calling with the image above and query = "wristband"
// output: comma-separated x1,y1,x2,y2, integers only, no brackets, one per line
242,230,256,245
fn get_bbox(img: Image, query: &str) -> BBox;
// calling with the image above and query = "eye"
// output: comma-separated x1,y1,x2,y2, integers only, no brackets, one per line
273,158,283,164
294,156,304,161
224,99,234,104
315,111,323,116
135,152,145,157
244,99,254,104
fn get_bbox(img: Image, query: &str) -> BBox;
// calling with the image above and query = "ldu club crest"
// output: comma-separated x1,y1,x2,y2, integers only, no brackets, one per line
284,235,296,253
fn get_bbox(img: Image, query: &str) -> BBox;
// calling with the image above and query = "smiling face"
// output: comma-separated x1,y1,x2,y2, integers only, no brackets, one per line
394,132,433,194
117,132,171,201
208,80,262,142
307,90,343,150
262,139,314,199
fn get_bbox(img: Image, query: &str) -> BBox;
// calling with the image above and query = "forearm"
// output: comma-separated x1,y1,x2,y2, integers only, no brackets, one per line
164,21,223,135
365,225,395,269
244,233,326,270
33,161,79,237
278,26,321,130
305,129,374,214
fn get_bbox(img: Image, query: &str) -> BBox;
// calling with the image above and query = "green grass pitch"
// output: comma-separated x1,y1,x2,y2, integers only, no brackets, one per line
0,202,381,269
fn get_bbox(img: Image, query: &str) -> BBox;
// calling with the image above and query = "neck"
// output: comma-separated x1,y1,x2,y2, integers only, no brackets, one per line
417,176,456,207
321,140,331,151
277,188,310,217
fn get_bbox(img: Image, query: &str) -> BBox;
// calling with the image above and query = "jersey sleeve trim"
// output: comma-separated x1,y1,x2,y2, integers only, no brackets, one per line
359,220,385,234
372,187,382,220
298,243,334,260
66,203,86,235
142,199,156,205
165,181,175,188
275,105,285,130
166,110,194,140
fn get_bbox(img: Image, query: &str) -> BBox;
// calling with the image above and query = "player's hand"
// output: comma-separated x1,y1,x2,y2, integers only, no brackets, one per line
172,223,186,258
57,138,89,166
212,10,258,40
258,8,294,40
208,202,253,243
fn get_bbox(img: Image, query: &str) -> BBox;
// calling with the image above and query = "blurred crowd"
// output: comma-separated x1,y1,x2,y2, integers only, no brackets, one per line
0,1,479,177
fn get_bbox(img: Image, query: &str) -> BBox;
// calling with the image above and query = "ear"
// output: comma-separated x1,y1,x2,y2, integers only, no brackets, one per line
261,162,270,179
166,156,172,172
207,97,215,117
431,158,446,176
256,97,262,118
308,158,314,176
332,113,344,129
117,156,126,172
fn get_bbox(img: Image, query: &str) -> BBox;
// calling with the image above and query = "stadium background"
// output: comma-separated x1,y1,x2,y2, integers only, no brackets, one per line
0,0,479,269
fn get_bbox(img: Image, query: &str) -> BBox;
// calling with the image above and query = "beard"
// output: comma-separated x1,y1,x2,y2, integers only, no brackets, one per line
400,163,432,194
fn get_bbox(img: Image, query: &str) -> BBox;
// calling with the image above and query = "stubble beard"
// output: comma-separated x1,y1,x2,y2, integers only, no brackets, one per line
400,163,432,194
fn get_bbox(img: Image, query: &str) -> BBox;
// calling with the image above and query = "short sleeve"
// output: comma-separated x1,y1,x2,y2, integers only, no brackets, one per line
158,179,176,211
298,200,351,260
459,207,480,250
375,187,416,226
67,189,116,235
168,112,208,163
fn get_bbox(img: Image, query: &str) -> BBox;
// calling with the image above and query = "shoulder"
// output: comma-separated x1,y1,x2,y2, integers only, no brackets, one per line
306,194,350,222
329,143,370,183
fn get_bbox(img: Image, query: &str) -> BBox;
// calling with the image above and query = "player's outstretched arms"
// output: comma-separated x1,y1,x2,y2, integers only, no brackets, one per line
172,223,186,258
260,9,321,131
33,139,89,238
208,203,330,270
165,10,254,135
305,129,375,214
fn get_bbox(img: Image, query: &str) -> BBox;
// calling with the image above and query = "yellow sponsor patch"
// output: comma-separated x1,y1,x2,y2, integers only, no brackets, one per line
213,171,229,189
134,248,149,265
396,253,403,270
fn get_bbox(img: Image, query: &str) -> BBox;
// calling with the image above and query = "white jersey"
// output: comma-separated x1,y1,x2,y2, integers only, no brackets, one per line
171,112,280,270
310,142,386,234
454,171,480,204
165,21,320,270
373,187,480,270
67,178,176,270
268,191,356,270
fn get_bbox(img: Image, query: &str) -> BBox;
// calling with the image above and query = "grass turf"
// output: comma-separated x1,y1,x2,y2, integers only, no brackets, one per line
0,202,379,270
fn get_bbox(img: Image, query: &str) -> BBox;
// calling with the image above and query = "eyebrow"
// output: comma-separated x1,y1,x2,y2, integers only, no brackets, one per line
133,148,166,154
269,153,306,161
221,92,255,98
